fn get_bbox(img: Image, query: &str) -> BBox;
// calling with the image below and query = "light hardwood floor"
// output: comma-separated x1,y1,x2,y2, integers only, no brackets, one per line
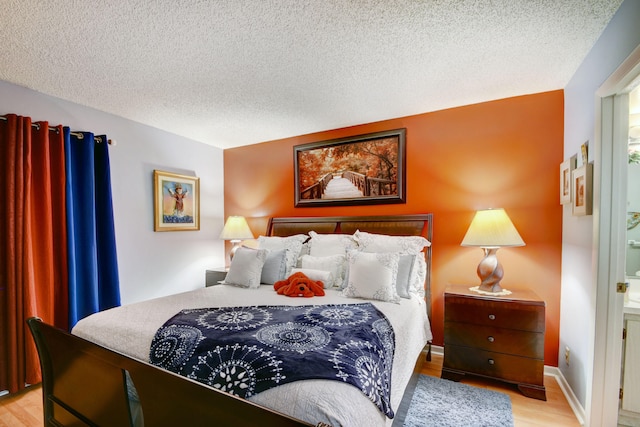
0,386,42,427
0,352,581,426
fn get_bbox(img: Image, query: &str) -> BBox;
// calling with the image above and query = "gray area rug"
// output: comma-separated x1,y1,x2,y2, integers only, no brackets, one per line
403,375,514,427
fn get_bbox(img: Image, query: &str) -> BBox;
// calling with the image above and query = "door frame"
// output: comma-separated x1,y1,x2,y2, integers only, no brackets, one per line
589,43,640,426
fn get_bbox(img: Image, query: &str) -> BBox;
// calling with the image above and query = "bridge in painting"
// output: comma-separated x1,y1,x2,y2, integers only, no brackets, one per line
300,171,396,200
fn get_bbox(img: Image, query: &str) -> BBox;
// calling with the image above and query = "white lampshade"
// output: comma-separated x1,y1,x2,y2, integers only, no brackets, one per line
219,216,254,263
219,216,254,241
461,208,525,248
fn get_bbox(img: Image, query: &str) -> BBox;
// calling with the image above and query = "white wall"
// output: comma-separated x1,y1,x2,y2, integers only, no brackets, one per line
562,0,640,409
0,80,226,305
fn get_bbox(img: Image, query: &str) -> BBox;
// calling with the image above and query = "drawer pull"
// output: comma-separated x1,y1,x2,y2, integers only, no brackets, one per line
487,336,495,343
488,314,496,320
488,359,495,365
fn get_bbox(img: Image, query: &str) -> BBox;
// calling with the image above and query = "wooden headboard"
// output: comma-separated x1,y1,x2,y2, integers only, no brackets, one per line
265,214,433,317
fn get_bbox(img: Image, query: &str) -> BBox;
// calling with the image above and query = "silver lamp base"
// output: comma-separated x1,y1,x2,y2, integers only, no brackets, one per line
475,247,505,293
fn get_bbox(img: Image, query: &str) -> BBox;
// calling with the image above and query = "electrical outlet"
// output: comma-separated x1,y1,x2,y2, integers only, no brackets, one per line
565,346,570,365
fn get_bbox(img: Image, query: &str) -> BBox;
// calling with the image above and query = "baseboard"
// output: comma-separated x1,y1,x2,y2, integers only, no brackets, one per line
544,366,586,426
429,345,585,425
430,344,444,356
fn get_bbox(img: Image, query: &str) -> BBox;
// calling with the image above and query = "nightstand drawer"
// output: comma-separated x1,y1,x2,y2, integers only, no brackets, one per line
444,345,544,385
445,322,544,358
445,296,544,332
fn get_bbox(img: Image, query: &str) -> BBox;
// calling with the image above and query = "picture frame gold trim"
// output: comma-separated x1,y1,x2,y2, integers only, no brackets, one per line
294,129,406,207
153,170,200,231
572,163,593,216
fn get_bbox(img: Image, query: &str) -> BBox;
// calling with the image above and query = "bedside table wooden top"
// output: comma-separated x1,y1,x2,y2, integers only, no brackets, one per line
445,284,544,306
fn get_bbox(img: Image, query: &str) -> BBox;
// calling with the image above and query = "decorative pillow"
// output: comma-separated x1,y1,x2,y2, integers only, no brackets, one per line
260,248,288,285
396,254,416,298
224,246,268,289
297,240,311,266
307,231,357,257
411,254,427,297
353,230,430,254
300,254,345,288
353,231,429,297
342,251,400,303
291,268,333,289
257,234,307,277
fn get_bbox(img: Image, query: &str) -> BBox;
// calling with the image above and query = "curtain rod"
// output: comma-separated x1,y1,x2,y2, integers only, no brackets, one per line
0,115,115,145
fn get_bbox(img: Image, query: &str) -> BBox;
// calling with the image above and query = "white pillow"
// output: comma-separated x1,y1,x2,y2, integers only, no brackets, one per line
411,254,427,297
260,248,288,285
396,254,416,298
353,230,430,254
300,254,345,288
257,234,307,277
307,231,357,256
342,251,400,303
290,268,333,289
297,240,310,266
353,231,429,297
224,246,268,289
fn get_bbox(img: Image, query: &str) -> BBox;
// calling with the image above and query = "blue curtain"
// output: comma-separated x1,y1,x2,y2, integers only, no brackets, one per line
64,128,120,327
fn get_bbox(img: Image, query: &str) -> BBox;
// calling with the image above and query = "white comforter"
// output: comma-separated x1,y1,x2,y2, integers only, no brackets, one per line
72,285,432,427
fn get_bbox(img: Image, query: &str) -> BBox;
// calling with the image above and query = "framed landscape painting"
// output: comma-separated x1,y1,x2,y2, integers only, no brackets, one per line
294,129,406,207
154,170,200,231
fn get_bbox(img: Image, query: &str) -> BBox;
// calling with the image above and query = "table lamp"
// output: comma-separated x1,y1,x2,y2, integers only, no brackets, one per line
219,216,254,261
461,208,525,293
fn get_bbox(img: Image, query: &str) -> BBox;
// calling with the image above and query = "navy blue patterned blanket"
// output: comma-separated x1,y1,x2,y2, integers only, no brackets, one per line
149,303,396,418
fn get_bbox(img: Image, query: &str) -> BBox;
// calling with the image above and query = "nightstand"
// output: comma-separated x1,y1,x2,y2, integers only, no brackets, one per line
441,284,546,400
205,268,228,287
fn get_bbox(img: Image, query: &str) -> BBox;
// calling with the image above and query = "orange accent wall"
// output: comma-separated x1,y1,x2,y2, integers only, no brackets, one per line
224,90,564,366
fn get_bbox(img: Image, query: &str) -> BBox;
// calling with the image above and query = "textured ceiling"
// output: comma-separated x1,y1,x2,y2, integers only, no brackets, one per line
0,0,623,149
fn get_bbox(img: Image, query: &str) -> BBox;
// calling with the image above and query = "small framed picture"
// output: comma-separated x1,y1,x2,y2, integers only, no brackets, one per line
580,141,589,165
560,155,577,205
572,163,593,216
153,170,200,231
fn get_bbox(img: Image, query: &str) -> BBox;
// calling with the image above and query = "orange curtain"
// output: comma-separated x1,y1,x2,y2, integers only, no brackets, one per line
0,114,68,393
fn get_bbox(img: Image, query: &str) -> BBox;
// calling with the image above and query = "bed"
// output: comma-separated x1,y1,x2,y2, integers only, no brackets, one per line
69,214,433,427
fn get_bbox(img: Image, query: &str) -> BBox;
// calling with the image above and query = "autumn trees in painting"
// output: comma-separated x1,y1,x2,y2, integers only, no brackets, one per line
294,129,406,207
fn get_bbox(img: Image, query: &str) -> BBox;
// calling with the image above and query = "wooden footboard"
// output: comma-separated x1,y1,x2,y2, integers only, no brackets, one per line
27,318,321,427
28,316,426,427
